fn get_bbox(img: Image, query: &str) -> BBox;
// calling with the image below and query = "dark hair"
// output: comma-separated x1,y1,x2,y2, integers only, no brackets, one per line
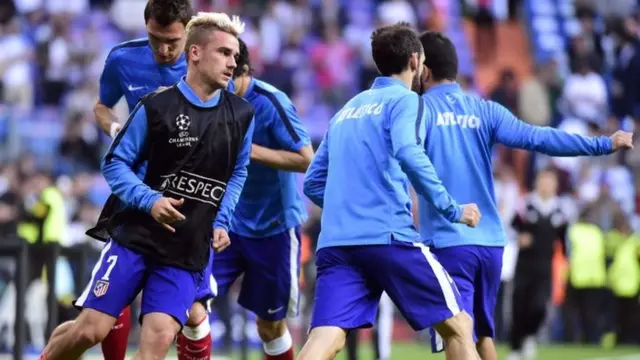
233,37,252,78
144,0,193,27
419,31,459,82
370,22,422,76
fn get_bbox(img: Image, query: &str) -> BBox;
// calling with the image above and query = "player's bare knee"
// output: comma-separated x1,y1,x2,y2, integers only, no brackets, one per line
73,309,116,346
186,302,207,327
256,318,286,342
434,311,473,340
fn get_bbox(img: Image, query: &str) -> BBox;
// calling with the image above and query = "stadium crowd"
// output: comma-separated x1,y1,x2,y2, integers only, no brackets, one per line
1,0,640,356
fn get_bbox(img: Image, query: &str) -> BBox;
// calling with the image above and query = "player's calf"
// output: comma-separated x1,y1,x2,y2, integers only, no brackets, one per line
434,312,480,360
40,308,116,360
297,326,346,360
177,302,211,360
257,318,294,360
138,312,181,360
101,306,132,360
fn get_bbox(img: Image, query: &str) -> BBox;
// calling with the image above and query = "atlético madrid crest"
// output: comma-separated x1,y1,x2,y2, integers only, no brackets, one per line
93,280,109,297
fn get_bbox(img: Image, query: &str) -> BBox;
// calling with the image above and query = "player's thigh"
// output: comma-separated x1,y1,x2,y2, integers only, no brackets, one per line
74,239,145,318
473,246,504,338
141,264,202,326
375,241,462,331
240,227,302,321
211,233,245,297
310,247,381,331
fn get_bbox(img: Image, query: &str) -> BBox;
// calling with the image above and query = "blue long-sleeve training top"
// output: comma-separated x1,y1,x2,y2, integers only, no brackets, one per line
304,77,462,250
418,83,613,248
102,78,253,232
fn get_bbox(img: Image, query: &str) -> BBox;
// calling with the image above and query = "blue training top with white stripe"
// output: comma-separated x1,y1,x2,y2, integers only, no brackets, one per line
230,78,311,237
304,77,463,250
418,83,614,248
99,38,187,193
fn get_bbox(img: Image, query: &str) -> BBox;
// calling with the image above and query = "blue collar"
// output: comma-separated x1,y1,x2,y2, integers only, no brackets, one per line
177,77,221,108
370,76,408,89
426,82,461,95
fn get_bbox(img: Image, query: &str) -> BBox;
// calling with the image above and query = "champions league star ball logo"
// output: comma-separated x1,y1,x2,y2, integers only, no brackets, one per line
176,114,191,131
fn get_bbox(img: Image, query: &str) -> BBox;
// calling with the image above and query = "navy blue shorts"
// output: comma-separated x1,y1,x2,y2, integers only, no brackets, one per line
211,227,301,321
429,245,503,352
310,240,463,332
75,239,205,326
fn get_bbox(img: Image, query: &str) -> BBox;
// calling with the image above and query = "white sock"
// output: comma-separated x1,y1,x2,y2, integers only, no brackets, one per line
182,315,210,341
263,330,293,356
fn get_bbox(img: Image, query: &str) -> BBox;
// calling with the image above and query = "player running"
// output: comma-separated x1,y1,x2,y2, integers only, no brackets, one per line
91,1,219,359
40,12,252,360
213,37,314,360
298,22,481,360
415,31,633,360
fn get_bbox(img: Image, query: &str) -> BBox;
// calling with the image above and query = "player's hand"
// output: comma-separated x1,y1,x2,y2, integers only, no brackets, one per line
519,233,533,248
610,130,633,151
458,203,481,228
212,228,230,252
150,197,186,232
109,122,122,138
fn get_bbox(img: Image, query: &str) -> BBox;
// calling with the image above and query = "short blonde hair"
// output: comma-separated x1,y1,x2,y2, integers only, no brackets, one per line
186,12,245,38
184,12,245,60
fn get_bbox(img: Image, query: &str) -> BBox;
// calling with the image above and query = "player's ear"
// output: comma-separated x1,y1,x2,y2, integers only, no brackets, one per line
188,44,200,62
409,53,419,72
422,65,431,83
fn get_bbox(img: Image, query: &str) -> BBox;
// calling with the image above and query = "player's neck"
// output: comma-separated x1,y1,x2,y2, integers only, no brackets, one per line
185,72,222,102
233,75,252,97
390,73,412,89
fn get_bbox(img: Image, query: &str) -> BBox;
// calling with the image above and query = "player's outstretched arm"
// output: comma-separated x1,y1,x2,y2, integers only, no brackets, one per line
102,105,162,214
250,92,314,172
213,118,255,231
303,133,328,208
95,50,125,137
490,101,633,155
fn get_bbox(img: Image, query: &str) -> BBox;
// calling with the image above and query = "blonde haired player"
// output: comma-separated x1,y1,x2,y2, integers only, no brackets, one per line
41,11,253,360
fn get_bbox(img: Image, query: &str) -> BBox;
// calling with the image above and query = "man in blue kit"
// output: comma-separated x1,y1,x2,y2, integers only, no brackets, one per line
298,22,481,360
90,1,220,359
213,38,313,360
42,12,251,360
415,31,633,360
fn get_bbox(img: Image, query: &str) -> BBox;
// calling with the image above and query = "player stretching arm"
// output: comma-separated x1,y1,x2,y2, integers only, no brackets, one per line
298,22,481,360
413,31,633,360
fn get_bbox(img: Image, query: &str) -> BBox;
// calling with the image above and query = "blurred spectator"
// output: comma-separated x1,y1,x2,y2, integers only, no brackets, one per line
564,209,608,344
377,0,417,27
458,74,481,98
610,18,640,122
42,16,71,105
58,112,101,174
509,169,569,359
0,17,34,111
567,7,604,72
607,212,640,345
518,64,552,127
491,69,519,115
561,56,608,127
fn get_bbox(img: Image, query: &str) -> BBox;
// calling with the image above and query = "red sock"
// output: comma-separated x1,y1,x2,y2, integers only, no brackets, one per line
177,316,211,360
101,306,131,360
264,346,294,360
